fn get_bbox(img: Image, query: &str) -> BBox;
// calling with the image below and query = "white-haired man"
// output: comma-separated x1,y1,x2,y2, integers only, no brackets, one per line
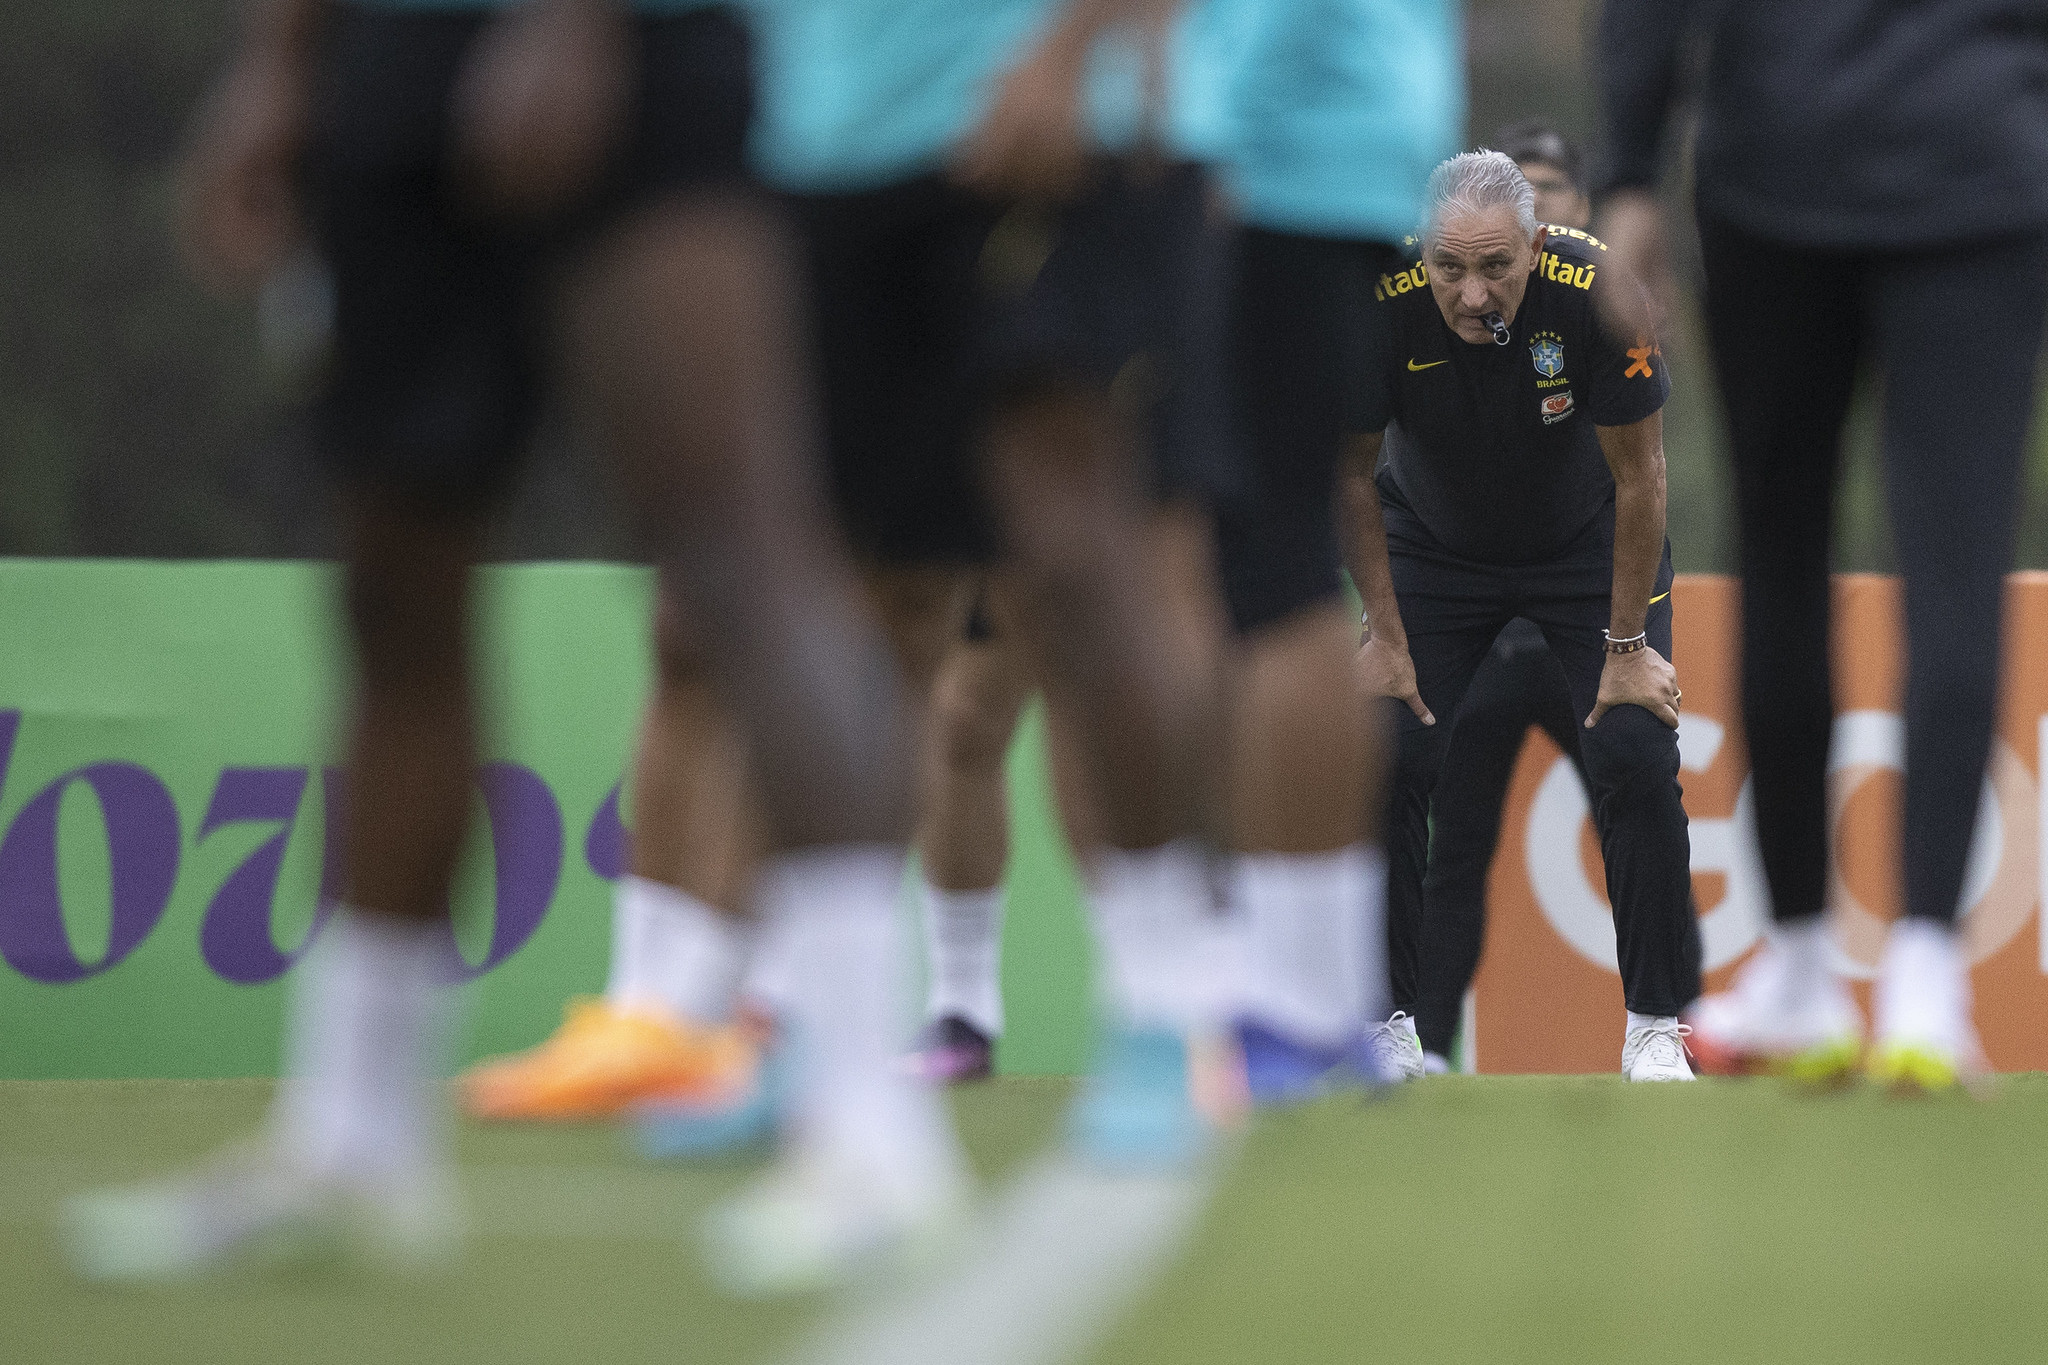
1344,150,1702,1080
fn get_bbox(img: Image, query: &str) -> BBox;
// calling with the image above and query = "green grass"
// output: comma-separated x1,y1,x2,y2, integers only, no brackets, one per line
7,1076,2048,1364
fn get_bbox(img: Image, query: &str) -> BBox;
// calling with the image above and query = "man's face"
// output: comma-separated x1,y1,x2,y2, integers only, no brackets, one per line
1516,158,1590,230
1426,205,1548,344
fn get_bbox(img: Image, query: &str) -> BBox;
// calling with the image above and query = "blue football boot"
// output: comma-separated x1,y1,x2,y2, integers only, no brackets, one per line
635,1043,787,1160
1068,1024,1246,1170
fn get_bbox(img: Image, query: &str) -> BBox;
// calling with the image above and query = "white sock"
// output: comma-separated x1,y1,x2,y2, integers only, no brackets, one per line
1232,845,1386,1047
920,880,1005,1037
603,875,744,1023
1089,839,1225,1031
1626,1010,1679,1032
1877,917,1970,1045
757,846,959,1189
271,908,450,1181
1770,916,1832,995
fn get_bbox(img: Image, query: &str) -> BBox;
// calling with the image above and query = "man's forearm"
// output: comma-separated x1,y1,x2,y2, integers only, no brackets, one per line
1608,470,1665,639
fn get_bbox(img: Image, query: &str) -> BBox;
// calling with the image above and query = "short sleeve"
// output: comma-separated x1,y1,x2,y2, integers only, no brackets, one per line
1582,279,1670,427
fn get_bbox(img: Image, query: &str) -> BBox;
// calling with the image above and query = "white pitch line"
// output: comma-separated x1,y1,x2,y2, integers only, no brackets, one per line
783,1151,1225,1365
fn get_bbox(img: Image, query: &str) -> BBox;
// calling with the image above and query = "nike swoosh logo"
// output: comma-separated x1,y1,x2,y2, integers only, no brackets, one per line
1648,591,1670,604
1407,359,1448,371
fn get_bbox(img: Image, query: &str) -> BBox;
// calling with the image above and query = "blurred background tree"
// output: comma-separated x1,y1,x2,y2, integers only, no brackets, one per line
4,0,2043,567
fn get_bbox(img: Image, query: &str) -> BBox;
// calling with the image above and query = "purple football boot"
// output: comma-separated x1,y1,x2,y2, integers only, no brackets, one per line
907,1015,994,1085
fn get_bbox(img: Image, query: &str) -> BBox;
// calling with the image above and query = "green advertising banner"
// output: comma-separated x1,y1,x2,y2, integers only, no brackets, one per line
0,560,1094,1080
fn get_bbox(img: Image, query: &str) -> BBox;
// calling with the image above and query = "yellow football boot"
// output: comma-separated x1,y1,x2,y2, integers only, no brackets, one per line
1772,1035,1865,1087
459,998,753,1121
1867,921,1991,1098
1684,934,1864,1087
1866,1040,1961,1095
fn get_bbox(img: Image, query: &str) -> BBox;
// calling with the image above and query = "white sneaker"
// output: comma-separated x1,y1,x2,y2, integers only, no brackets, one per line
1685,935,1863,1083
702,1144,968,1298
1364,1012,1425,1082
1621,1017,1695,1081
1868,919,1987,1095
61,1140,462,1283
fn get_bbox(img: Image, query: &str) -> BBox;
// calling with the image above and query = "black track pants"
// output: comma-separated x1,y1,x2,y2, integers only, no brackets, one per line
1383,490,1702,1020
1697,215,2048,927
1413,619,1586,1057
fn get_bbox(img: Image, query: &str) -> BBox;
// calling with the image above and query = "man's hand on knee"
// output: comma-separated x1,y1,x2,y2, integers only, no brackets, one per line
1357,635,1434,725
1587,646,1680,730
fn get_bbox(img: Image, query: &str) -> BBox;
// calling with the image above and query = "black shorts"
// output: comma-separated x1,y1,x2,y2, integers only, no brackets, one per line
303,4,753,514
794,162,1234,564
1216,229,1402,633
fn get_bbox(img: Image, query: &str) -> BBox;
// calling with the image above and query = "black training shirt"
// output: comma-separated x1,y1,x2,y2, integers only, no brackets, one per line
1352,228,1669,567
1599,0,2048,249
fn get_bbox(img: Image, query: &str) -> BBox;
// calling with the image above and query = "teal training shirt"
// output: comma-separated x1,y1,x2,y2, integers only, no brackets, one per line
749,0,1234,194
1162,0,1243,168
1224,0,1464,243
352,0,723,10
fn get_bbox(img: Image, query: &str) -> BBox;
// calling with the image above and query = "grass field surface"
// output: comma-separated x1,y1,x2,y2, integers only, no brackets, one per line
5,1075,2046,1364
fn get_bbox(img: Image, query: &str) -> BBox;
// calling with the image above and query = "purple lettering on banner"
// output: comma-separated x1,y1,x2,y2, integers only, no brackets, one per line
0,741,182,985
197,767,332,985
435,762,563,983
585,780,628,882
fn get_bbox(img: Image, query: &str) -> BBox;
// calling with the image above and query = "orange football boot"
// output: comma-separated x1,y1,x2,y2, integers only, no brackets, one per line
459,997,754,1121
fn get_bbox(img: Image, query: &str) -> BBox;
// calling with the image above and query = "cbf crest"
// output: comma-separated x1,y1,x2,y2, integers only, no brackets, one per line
1530,331,1565,380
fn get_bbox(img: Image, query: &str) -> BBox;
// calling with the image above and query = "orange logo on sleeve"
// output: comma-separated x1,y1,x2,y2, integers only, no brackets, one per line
1624,338,1660,379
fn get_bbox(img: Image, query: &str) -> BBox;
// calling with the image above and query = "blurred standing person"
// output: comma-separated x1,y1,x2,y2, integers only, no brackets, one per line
690,0,1247,1288
65,0,946,1280
1599,0,2048,1088
1215,0,1463,1097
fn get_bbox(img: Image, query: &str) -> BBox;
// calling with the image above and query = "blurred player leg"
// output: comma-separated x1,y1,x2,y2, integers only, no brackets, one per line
1862,233,2048,1090
65,1,579,1279
566,187,968,1292
629,567,965,1172
460,594,762,1120
989,387,1239,1166
972,148,1244,1163
1218,0,1460,1099
1221,232,1401,1098
1684,217,1868,1082
911,583,1034,1084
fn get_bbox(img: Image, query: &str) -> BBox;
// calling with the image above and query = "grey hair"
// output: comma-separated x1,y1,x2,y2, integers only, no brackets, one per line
1421,149,1537,244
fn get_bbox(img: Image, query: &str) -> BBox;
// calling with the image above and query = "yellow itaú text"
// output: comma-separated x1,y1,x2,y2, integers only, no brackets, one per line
1540,252,1595,289
1376,262,1429,302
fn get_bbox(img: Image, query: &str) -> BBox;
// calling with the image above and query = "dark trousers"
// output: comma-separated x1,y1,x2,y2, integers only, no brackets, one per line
1697,215,2048,927
1413,618,1587,1057
1383,485,1702,1019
